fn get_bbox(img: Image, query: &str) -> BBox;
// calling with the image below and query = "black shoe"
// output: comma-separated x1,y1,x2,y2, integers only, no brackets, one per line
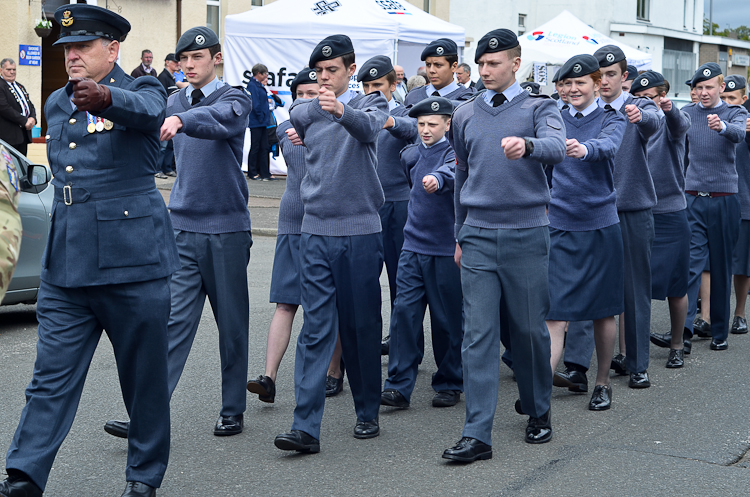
325,375,343,397
710,339,728,350
165,171,177,177
588,384,612,411
274,430,320,453
247,375,276,403
214,414,243,436
248,174,261,180
628,371,650,389
666,349,684,368
432,390,460,407
525,409,552,444
0,474,42,497
104,420,130,439
381,335,390,355
381,389,409,408
610,353,629,375
353,417,379,439
552,368,588,392
649,332,670,348
442,437,493,463
514,399,524,415
693,317,712,338
121,481,155,497
731,316,748,334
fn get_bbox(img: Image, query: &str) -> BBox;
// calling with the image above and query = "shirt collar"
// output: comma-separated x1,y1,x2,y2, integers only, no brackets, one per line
569,99,599,117
141,63,152,73
388,96,399,111
482,80,523,105
422,136,447,149
597,91,628,111
186,77,224,100
425,80,459,97
337,89,358,105
699,99,725,109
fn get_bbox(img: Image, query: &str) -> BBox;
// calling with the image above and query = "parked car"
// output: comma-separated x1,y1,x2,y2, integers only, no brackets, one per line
1,140,52,306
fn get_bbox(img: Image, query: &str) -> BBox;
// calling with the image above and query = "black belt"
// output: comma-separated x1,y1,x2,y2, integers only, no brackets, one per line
685,191,734,198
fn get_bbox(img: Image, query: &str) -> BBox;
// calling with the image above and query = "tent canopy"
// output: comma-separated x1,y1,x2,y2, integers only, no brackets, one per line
518,10,652,82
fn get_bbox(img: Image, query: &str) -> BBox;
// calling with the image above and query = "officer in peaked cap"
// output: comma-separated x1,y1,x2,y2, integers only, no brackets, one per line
0,4,178,497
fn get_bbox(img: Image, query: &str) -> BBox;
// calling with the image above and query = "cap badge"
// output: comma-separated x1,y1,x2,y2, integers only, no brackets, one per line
525,86,532,92
369,68,378,77
195,35,206,46
430,101,440,111
488,38,499,50
309,71,317,80
640,78,648,87
606,53,615,63
729,81,736,89
436,46,444,55
703,68,711,77
573,63,582,74
322,46,332,57
61,10,74,27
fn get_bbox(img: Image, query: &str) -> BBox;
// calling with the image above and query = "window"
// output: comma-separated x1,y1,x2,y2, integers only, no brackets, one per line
518,14,526,28
251,0,264,5
637,0,649,21
423,0,430,13
207,0,220,37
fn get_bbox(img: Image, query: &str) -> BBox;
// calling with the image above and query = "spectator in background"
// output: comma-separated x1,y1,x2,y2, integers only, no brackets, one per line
0,58,36,156
131,49,157,78
417,66,428,80
245,63,272,181
407,74,427,93
393,65,407,103
456,63,475,89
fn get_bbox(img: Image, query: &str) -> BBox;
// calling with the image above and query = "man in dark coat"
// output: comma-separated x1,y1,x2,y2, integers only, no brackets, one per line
0,58,36,156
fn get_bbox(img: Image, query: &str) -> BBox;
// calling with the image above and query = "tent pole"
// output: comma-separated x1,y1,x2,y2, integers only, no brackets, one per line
394,39,399,65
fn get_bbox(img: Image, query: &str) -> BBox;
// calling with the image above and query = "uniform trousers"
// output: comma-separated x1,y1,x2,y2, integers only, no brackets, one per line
378,200,409,310
684,194,741,342
167,230,252,417
563,320,596,371
458,225,552,446
384,251,463,401
159,139,175,174
292,233,383,439
6,278,172,490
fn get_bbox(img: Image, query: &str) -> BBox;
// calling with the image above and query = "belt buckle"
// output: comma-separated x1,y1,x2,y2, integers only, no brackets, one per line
698,191,710,197
63,185,73,205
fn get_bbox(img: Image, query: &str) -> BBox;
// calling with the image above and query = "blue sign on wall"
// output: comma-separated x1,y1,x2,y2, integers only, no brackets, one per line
18,45,41,66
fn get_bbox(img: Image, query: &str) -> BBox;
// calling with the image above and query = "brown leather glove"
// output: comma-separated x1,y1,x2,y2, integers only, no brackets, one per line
70,77,112,112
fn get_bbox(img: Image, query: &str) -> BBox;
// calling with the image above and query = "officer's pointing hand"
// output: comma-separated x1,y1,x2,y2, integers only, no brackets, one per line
70,77,112,112
160,116,183,141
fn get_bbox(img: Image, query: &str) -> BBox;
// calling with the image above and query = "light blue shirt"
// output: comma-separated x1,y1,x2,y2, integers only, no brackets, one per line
186,77,224,103
424,80,459,97
569,100,599,118
421,136,447,149
596,91,628,112
556,97,565,109
482,80,524,106
388,96,399,111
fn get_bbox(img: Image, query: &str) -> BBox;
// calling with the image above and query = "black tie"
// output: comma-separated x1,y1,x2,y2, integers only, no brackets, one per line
191,89,204,106
492,94,507,107
431,91,440,97
604,104,613,111
575,112,584,119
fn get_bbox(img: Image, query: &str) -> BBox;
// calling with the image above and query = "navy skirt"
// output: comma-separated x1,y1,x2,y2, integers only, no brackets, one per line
547,224,624,321
651,210,690,300
269,233,302,305
733,219,750,276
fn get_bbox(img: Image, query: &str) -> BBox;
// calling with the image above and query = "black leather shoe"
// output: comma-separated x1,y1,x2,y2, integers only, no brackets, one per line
629,371,650,388
649,332,670,348
432,390,460,407
442,437,492,463
666,349,684,368
731,316,748,334
0,475,42,497
610,353,628,375
553,368,588,392
526,409,552,444
121,481,156,497
104,420,130,439
693,317,712,338
214,414,243,436
381,335,390,355
381,389,409,408
274,430,320,453
325,375,343,397
588,384,612,411
247,375,276,403
353,417,379,439
710,339,728,350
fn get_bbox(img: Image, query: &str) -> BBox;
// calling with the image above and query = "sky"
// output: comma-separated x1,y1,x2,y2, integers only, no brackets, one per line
704,0,750,30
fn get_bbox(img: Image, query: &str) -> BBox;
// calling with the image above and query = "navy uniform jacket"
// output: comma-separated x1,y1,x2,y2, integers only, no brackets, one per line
41,64,180,287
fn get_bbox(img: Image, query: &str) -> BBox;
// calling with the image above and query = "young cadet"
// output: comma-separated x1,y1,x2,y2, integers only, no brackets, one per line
380,96,462,409
622,64,638,93
681,63,748,350
247,69,318,403
630,72,692,368
356,55,418,356
442,29,566,463
104,27,253,440
274,35,388,453
520,81,541,95
404,38,473,106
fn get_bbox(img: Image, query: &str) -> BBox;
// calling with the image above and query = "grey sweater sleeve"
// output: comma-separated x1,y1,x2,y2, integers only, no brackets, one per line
527,99,567,165
175,88,252,140
388,115,418,142
431,149,456,194
633,97,661,141
583,109,627,162
317,93,388,143
721,105,749,144
664,104,691,143
451,107,470,238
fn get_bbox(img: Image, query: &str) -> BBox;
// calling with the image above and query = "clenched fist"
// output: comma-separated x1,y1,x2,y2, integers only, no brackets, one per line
70,77,112,112
707,114,723,132
624,104,642,124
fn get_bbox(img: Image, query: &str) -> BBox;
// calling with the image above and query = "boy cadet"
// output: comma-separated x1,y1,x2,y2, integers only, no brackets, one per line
380,96,463,409
356,56,419,355
622,64,638,93
681,63,748,350
404,38,474,106
443,29,566,463
1,5,179,497
104,27,253,440
274,35,389,453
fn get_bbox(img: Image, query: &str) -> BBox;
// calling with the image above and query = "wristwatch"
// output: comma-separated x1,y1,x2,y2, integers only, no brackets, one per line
523,138,534,158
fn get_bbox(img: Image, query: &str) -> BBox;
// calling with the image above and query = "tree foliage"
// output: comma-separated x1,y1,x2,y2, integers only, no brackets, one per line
704,17,750,41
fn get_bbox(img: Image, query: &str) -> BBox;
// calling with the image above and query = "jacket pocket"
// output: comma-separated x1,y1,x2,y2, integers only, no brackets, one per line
96,195,160,268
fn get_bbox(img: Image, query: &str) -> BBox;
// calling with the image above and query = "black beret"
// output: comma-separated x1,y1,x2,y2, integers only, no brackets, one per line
176,27,220,58
421,38,457,61
724,75,746,91
309,34,354,68
629,70,665,94
520,82,541,95
594,45,626,68
557,54,600,81
690,62,722,86
165,53,178,62
685,79,693,88
53,4,130,46
625,65,638,81
357,56,394,83
474,29,519,63
291,68,318,100
408,96,454,117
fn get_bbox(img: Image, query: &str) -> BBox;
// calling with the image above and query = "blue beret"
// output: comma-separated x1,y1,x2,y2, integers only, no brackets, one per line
421,38,457,61
474,29,519,63
594,45,626,68
520,82,541,95
176,27,220,58
724,75,746,91
408,96,454,117
309,34,354,68
625,65,638,81
53,4,130,46
357,56,394,83
685,79,693,87
291,68,318,100
691,62,722,86
629,70,665,94
557,54,600,81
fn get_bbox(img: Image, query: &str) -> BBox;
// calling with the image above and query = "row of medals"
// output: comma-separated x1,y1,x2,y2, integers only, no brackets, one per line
87,114,114,133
